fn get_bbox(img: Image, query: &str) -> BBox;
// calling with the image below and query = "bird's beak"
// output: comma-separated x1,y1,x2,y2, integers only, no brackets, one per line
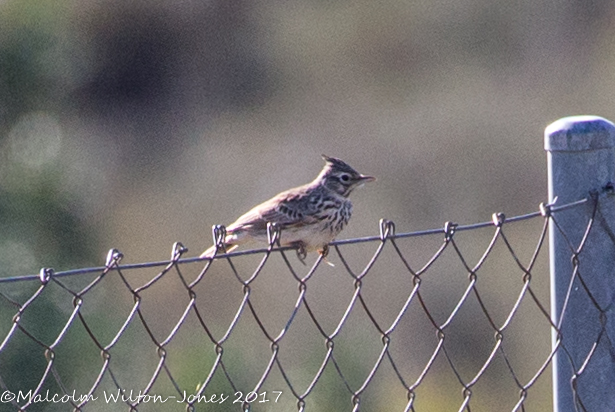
359,174,376,183
353,174,375,189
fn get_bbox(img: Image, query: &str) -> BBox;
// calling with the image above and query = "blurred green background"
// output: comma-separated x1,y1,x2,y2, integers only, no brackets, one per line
2,0,614,266
1,0,613,410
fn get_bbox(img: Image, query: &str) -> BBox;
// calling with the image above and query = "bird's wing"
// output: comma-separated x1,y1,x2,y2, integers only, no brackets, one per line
226,187,321,233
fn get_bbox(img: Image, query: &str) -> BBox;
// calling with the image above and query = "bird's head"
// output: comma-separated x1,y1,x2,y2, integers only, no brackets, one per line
317,155,375,197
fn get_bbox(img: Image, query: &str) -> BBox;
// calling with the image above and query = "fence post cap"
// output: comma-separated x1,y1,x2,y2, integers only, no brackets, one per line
544,115,615,152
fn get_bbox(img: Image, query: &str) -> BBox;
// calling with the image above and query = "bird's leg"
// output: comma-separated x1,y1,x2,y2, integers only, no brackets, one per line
319,245,335,267
291,241,308,265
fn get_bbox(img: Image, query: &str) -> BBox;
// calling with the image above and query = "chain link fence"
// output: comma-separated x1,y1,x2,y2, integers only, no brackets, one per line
0,194,606,412
1,116,615,412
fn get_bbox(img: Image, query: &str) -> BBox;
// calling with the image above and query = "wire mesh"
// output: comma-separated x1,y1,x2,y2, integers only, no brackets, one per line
0,195,611,411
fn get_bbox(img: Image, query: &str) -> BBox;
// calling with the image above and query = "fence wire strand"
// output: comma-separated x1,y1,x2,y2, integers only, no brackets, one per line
0,195,612,411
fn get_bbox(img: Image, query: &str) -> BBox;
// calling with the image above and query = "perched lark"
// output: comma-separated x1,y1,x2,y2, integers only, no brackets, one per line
201,155,374,260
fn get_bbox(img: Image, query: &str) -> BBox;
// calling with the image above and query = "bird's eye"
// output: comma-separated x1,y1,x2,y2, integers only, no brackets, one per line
339,173,351,182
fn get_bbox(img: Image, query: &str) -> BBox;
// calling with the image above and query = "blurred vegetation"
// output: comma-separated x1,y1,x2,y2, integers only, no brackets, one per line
1,0,613,410
0,0,97,273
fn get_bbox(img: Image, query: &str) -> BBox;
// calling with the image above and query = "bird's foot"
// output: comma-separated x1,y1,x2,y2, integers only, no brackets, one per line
319,245,335,267
293,242,308,265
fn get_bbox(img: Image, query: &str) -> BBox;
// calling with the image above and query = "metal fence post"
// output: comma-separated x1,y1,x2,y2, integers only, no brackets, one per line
545,116,615,412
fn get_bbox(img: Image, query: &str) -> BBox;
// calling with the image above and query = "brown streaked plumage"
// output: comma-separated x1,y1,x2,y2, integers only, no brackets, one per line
201,155,375,259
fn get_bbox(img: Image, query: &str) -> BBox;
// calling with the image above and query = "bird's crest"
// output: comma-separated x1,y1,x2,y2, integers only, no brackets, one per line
321,154,358,174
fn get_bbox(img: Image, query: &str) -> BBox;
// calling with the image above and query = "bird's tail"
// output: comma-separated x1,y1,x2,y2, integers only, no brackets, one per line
200,243,238,259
